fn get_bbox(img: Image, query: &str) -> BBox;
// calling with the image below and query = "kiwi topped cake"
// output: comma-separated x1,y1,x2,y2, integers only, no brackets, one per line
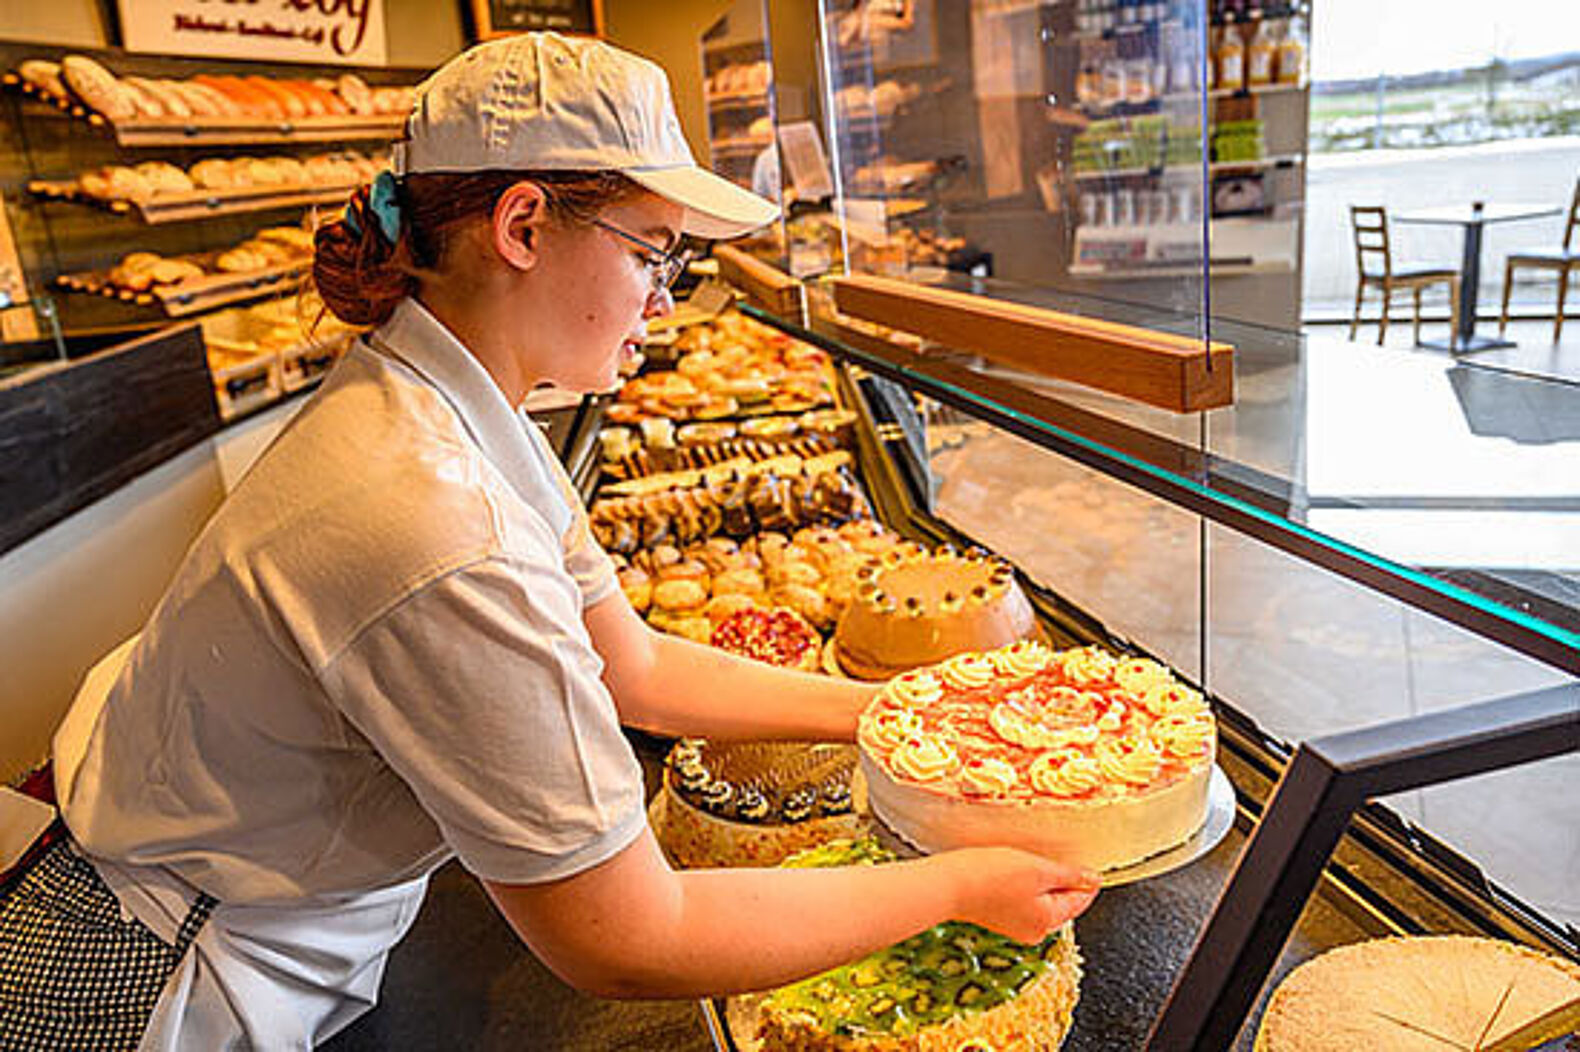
753,838,1082,1051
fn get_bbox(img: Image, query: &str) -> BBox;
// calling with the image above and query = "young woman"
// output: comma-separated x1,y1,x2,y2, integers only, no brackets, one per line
5,33,1098,1050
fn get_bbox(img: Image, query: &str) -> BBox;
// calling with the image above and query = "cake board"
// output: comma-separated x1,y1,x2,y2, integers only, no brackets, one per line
867,765,1237,889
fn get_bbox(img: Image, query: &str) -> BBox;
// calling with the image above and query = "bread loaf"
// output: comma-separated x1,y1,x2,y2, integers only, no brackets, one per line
126,77,191,119
335,73,373,115
18,60,67,100
61,55,135,120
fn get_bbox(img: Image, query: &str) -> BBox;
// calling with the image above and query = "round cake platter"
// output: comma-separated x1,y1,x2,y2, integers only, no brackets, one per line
820,636,852,679
868,764,1238,889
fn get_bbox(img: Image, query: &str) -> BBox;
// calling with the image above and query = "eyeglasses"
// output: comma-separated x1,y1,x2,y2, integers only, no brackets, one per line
592,218,692,291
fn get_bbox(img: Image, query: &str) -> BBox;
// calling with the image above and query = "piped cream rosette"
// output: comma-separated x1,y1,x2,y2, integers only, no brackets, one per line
856,641,1218,872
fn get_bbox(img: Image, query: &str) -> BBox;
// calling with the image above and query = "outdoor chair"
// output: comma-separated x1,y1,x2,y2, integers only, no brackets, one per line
1498,176,1580,342
1348,205,1460,346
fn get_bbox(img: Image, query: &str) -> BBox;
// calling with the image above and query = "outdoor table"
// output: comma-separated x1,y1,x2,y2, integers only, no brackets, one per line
1394,202,1561,352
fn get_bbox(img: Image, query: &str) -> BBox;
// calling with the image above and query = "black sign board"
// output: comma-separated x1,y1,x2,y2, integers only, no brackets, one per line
471,0,602,38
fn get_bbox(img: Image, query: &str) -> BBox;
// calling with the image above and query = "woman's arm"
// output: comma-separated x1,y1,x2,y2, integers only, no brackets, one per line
586,590,876,741
484,828,1099,999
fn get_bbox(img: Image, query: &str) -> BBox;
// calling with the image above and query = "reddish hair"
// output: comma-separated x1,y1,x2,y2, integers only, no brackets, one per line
312,169,641,328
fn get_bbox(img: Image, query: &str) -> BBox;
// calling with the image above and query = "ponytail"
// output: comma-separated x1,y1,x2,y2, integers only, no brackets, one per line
312,183,416,328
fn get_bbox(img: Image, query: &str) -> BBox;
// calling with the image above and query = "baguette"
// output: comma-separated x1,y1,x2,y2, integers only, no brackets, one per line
188,158,238,190
335,73,373,115
297,79,350,115
196,74,278,119
171,80,232,118
18,60,68,100
61,54,135,120
125,76,191,119
245,75,306,119
119,78,166,119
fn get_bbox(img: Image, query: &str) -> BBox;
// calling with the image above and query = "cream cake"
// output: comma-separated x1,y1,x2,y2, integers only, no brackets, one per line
1256,936,1580,1052
754,837,1081,1052
857,642,1216,873
832,548,1037,682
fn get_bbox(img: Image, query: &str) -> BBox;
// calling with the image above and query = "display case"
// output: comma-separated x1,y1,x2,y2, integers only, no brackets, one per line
815,0,1310,329
701,1,781,196
687,261,1577,1045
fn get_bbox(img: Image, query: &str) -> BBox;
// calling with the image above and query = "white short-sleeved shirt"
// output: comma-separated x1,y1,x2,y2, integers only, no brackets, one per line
54,296,647,1048
53,298,645,1046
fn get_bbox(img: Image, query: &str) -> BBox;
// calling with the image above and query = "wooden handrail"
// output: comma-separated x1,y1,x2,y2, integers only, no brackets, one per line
713,245,805,323
831,274,1233,412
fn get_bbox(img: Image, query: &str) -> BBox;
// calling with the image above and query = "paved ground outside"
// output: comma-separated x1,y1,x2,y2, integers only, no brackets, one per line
1301,136,1580,319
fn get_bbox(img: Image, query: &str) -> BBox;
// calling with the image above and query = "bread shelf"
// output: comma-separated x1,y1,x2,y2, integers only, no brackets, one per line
55,261,308,318
28,179,356,225
2,74,403,147
707,90,770,110
1069,155,1303,182
711,137,773,156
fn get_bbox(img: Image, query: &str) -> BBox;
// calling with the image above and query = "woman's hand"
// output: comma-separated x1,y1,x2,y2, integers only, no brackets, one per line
942,847,1101,944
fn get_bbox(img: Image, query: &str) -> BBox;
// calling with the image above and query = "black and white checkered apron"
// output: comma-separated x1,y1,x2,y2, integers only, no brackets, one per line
0,838,217,1051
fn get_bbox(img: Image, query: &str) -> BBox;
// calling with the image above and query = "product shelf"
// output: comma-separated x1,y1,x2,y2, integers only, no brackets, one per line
28,179,357,225
55,261,308,318
2,73,404,147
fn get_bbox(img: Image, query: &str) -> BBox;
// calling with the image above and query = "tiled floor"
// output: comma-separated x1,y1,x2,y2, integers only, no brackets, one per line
1305,313,1580,386
922,319,1579,931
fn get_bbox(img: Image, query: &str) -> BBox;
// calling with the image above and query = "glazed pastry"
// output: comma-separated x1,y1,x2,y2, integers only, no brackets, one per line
703,592,761,624
656,558,709,583
773,583,831,631
651,578,707,615
711,568,767,598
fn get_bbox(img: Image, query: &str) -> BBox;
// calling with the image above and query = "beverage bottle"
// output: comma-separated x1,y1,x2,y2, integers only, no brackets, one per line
1217,16,1245,92
1246,13,1275,86
1275,17,1306,85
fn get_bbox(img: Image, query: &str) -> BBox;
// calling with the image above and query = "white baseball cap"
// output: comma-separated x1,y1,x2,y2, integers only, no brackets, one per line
392,32,779,240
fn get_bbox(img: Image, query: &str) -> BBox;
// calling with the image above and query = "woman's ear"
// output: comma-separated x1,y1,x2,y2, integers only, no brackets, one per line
493,181,549,272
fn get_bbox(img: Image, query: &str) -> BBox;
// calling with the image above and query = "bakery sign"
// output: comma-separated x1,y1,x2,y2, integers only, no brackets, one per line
118,0,389,67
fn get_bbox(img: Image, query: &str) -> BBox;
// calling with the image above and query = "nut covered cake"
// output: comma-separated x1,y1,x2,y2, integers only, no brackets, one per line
857,642,1216,872
1256,936,1580,1052
754,838,1081,1051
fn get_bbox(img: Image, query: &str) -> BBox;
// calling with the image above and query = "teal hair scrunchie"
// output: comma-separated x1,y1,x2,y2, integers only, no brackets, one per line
368,169,402,244
342,169,403,244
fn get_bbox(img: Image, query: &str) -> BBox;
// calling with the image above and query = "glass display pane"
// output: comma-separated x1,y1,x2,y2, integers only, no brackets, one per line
702,0,788,267
796,278,1580,666
1381,753,1580,932
928,403,1204,680
817,0,1213,332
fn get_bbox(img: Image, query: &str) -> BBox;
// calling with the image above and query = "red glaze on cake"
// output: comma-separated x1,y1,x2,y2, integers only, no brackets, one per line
711,607,822,672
